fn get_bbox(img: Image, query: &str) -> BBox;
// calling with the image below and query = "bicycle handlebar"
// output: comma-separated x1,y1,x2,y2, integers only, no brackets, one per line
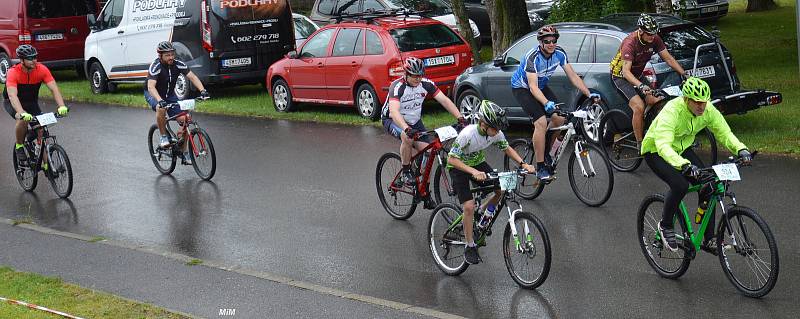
695,151,758,182
412,122,464,141
485,168,532,180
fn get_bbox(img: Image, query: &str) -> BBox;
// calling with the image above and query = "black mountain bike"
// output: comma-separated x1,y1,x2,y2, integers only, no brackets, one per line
12,112,73,198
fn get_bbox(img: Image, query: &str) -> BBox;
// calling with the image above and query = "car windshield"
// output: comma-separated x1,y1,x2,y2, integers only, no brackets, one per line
383,0,452,16
294,17,318,39
27,0,96,19
660,25,717,60
390,24,464,52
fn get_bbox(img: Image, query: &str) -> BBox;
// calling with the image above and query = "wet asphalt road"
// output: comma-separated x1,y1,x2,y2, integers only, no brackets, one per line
1,101,798,318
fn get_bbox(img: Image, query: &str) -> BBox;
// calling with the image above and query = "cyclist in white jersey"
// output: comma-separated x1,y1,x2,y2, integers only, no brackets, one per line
381,57,466,192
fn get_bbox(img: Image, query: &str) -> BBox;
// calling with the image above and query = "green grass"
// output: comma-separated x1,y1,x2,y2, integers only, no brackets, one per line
0,266,190,319
185,259,203,266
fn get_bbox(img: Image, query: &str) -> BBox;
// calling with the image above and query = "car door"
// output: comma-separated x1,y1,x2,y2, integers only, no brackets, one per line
324,27,364,103
93,0,127,79
592,34,626,110
290,28,334,100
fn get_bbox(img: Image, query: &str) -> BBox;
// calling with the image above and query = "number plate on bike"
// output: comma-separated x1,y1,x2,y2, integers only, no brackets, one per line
498,172,518,191
434,126,458,142
712,163,741,181
35,113,57,126
662,85,682,97
178,100,195,110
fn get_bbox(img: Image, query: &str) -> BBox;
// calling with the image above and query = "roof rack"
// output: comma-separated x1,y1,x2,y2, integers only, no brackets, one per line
603,12,684,20
550,22,622,31
331,9,431,24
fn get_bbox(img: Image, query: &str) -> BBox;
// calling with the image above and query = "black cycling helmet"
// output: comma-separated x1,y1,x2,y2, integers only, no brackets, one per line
637,13,659,34
16,45,38,60
403,57,425,76
537,25,559,40
157,41,176,53
477,100,508,130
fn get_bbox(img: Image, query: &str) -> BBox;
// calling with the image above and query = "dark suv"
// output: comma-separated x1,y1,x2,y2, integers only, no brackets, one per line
453,13,781,123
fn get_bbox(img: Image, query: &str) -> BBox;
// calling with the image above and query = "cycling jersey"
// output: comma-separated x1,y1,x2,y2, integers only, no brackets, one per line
145,58,189,98
381,77,440,125
510,46,568,89
2,63,55,113
641,97,746,169
610,32,666,78
448,124,509,167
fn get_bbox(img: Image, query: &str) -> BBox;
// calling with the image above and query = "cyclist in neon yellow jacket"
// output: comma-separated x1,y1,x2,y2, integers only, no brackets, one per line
641,77,751,253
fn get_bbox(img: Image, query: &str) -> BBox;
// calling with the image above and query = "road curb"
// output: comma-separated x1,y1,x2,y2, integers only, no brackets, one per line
0,217,466,319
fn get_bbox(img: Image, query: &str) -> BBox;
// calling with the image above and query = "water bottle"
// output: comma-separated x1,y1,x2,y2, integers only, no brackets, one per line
550,135,564,158
478,204,496,228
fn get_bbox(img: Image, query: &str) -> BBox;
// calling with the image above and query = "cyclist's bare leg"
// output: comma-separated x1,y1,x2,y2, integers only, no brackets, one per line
399,133,415,165
176,115,189,153
156,108,168,135
547,114,566,150
628,96,646,143
532,116,548,163
462,199,477,244
644,94,663,108
14,119,27,145
478,190,503,212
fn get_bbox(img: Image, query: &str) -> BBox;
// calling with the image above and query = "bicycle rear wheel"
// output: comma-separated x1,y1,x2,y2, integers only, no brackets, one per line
694,128,718,167
503,139,545,200
12,146,37,191
717,206,779,298
190,128,216,181
376,152,417,220
568,141,614,206
503,211,551,289
637,194,691,279
148,124,176,175
599,109,642,172
428,203,469,275
46,144,73,198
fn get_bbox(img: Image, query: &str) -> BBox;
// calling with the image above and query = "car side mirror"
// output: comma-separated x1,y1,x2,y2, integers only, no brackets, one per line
287,50,298,59
87,14,97,30
493,55,504,67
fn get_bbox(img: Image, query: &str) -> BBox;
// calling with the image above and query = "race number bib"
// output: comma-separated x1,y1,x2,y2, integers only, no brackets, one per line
712,163,741,181
35,113,57,126
434,126,458,142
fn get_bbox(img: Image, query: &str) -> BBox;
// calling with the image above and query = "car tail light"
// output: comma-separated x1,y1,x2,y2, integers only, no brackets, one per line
389,61,404,78
201,1,213,52
642,66,657,88
767,94,782,105
18,31,32,44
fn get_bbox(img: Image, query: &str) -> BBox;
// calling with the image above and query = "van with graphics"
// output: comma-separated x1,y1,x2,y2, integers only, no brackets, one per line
84,0,295,99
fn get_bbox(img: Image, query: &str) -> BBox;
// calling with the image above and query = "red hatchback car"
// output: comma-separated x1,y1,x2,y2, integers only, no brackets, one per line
267,15,474,120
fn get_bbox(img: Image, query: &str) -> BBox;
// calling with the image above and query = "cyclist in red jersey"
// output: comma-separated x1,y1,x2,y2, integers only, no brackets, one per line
3,45,69,167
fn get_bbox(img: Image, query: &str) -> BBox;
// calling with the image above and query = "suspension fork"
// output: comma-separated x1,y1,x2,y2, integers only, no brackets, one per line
573,140,596,177
506,198,528,251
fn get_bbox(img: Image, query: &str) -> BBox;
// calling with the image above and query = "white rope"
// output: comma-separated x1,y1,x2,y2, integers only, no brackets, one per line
0,296,86,319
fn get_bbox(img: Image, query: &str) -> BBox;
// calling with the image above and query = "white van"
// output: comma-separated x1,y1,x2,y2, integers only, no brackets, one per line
85,0,295,99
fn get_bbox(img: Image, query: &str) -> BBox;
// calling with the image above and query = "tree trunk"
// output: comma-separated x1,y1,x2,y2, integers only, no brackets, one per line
486,0,531,55
654,0,674,15
746,0,777,12
450,0,480,64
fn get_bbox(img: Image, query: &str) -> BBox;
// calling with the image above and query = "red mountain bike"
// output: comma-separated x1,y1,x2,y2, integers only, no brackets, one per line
147,99,216,181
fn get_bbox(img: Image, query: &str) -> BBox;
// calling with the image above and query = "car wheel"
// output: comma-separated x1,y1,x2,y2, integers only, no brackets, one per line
457,88,482,124
174,73,195,100
0,52,10,84
356,83,380,121
272,79,296,112
89,62,109,94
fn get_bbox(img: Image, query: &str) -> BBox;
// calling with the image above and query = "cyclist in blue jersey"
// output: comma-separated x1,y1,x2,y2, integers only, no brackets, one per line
510,25,600,182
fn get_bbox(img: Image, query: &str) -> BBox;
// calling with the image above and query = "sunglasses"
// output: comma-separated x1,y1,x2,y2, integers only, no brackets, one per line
541,39,557,45
23,56,37,61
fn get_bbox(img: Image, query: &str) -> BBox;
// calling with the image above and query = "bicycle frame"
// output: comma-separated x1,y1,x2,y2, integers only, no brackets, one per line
547,116,597,177
443,181,527,247
388,135,448,199
23,124,56,172
163,110,206,158
663,179,736,254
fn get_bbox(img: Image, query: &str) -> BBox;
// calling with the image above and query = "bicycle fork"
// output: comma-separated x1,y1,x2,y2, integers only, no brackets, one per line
507,204,533,253
573,141,597,177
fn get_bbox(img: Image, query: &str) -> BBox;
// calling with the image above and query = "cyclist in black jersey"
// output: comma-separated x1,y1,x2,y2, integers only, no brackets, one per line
144,41,209,165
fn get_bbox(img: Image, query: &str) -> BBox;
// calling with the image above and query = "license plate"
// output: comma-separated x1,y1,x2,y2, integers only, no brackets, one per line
221,57,252,68
425,55,455,67
686,66,716,79
701,6,719,13
36,33,64,41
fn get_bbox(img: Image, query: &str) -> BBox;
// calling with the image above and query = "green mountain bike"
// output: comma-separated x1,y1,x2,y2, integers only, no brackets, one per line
637,153,779,298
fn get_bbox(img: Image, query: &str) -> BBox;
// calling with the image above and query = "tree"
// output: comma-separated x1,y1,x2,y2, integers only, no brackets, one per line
746,0,777,12
450,0,480,63
485,0,532,55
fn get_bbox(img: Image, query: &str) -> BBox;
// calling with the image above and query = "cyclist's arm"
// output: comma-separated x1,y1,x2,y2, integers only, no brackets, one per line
447,155,482,176
5,87,26,116
526,72,549,105
704,104,747,154
562,63,592,97
146,79,164,103
388,99,408,130
186,71,206,92
658,49,686,77
44,80,66,107
651,106,691,169
620,60,643,87
432,91,462,119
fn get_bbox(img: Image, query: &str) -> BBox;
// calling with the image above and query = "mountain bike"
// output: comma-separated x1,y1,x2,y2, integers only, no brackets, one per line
376,125,460,220
147,99,216,181
428,168,551,289
503,103,614,207
637,153,779,298
599,87,718,172
11,112,73,198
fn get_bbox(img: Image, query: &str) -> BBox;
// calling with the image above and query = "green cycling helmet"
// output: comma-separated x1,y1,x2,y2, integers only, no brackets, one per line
477,100,508,130
682,77,711,102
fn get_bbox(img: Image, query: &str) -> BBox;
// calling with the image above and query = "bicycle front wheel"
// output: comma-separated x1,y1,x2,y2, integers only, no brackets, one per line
599,109,642,172
190,128,216,181
12,146,37,191
503,211,551,289
428,203,469,275
568,142,614,206
504,139,545,200
46,144,73,198
637,194,691,279
717,206,779,298
375,152,417,220
148,124,176,175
